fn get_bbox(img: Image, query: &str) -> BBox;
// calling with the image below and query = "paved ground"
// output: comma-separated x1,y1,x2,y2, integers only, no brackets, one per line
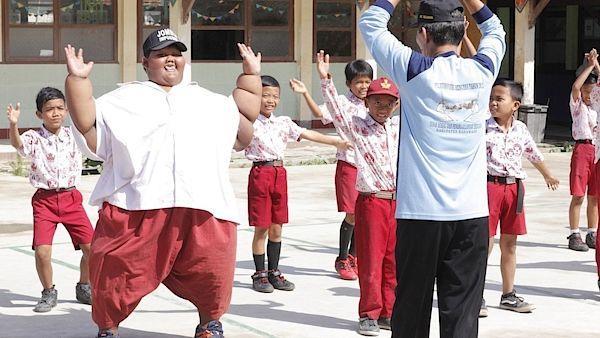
0,144,599,337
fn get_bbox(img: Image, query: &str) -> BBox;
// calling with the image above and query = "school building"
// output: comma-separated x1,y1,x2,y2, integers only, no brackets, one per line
1,0,598,138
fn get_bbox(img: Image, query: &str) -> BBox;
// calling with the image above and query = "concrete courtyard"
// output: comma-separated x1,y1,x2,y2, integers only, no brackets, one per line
0,147,599,338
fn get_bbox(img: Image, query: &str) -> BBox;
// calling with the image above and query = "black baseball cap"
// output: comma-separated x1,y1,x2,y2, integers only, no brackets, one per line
143,28,187,57
417,0,464,24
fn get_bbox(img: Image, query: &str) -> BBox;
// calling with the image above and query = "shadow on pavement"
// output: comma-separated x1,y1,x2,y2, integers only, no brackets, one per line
483,282,600,301
0,289,187,338
228,300,357,330
328,286,359,298
516,260,597,274
514,240,568,250
285,242,338,255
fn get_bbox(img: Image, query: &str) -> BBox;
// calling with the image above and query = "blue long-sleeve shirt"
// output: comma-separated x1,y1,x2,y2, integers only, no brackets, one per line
359,0,506,221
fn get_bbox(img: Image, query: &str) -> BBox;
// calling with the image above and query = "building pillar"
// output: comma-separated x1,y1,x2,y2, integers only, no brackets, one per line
118,0,137,82
565,5,579,71
355,3,373,61
169,1,192,65
514,2,535,105
296,0,314,125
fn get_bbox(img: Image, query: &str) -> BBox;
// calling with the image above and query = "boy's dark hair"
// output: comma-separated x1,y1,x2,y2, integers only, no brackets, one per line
584,73,598,85
36,87,65,112
420,21,464,46
493,78,524,102
345,60,374,82
261,75,280,88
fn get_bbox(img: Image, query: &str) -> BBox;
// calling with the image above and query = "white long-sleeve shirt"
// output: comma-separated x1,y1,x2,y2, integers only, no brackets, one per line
359,1,506,221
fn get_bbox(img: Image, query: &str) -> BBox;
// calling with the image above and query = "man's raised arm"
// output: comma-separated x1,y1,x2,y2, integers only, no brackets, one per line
64,45,97,152
358,0,413,85
460,0,506,77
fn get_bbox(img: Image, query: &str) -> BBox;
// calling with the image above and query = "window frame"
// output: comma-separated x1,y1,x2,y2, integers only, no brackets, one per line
313,0,356,63
138,0,170,61
190,0,295,63
2,0,118,64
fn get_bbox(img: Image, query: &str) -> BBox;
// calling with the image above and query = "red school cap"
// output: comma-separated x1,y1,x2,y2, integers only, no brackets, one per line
366,77,399,99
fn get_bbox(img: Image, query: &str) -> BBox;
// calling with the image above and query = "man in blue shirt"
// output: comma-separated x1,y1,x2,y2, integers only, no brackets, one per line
359,0,506,337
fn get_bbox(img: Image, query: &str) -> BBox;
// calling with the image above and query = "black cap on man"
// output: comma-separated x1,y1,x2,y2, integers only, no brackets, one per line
417,0,464,24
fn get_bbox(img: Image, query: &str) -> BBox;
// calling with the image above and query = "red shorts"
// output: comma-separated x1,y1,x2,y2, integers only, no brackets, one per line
335,160,359,213
247,165,288,228
90,203,237,328
487,182,526,237
32,188,94,250
570,143,597,197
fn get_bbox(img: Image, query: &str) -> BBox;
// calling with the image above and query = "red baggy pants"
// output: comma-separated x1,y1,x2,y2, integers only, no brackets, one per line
90,203,237,328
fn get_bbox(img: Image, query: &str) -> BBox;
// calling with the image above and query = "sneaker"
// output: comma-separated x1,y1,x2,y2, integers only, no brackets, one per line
499,291,535,313
195,320,224,338
97,329,119,337
75,282,92,305
479,299,488,318
586,231,597,249
358,317,380,336
268,269,295,291
348,254,359,275
597,279,600,292
568,233,589,252
251,270,274,293
335,256,358,280
33,286,57,312
377,317,391,330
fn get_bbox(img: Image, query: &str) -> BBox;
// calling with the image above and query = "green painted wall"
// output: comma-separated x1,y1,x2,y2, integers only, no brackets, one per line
0,64,120,129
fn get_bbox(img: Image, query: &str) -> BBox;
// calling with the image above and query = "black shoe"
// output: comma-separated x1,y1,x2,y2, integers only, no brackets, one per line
568,233,589,251
75,282,92,305
377,317,391,330
586,231,597,249
195,320,224,338
479,298,488,318
251,270,274,293
33,286,57,313
499,290,535,313
97,329,119,337
268,269,295,291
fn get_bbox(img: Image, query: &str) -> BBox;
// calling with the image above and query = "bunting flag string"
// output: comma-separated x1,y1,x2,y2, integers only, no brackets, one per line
254,3,286,16
192,3,240,22
192,2,289,23
316,13,350,20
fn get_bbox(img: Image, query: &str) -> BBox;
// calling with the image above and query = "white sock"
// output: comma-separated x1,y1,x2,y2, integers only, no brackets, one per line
571,229,580,234
589,228,597,233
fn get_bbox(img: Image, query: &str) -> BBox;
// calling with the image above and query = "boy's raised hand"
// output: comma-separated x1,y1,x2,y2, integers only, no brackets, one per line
238,43,261,76
317,50,330,80
65,44,94,78
544,175,560,191
586,48,599,68
289,78,307,94
6,103,21,125
335,139,353,151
